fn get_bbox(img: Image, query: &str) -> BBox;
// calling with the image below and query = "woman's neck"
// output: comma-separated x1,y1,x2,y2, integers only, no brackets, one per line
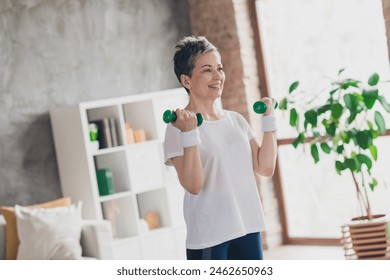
186,98,223,121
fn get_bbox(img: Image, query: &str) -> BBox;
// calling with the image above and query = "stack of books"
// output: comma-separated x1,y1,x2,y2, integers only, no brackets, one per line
90,118,119,149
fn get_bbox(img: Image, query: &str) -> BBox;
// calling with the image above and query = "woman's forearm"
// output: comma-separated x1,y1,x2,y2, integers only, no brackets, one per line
256,132,277,177
172,146,204,195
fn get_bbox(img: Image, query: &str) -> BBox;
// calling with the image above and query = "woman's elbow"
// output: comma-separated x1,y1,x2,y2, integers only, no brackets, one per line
257,166,275,177
187,185,202,195
180,178,203,195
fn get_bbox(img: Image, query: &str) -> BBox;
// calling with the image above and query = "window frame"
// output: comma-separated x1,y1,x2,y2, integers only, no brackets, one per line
249,0,390,246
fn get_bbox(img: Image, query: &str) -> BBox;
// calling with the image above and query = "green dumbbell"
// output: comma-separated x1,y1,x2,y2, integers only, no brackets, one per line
163,110,203,126
253,100,278,114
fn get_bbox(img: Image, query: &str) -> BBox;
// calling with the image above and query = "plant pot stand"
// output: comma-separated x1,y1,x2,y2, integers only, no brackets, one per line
341,216,390,260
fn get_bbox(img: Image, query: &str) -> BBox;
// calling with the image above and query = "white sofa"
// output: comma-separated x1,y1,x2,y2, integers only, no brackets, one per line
0,215,115,260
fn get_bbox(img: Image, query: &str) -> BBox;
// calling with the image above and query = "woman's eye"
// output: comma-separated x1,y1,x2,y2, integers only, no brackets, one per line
218,67,224,72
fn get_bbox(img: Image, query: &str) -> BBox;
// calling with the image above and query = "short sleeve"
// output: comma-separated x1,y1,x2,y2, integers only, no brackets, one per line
235,112,255,140
163,124,184,166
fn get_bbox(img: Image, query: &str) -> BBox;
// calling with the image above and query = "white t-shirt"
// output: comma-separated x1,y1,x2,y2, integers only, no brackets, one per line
163,110,267,250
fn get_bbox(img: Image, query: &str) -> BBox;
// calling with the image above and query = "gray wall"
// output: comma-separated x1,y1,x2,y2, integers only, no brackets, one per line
0,0,191,206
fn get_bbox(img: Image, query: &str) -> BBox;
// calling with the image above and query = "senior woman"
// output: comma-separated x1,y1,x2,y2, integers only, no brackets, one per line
164,36,277,260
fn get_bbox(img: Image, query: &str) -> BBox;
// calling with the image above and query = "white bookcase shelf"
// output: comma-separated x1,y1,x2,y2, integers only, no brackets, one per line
50,88,188,259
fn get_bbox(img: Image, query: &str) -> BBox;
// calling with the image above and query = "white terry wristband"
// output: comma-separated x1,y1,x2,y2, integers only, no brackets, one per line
180,129,201,148
261,115,277,132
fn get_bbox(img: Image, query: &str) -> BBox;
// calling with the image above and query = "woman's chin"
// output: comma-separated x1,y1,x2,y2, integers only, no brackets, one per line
209,89,223,97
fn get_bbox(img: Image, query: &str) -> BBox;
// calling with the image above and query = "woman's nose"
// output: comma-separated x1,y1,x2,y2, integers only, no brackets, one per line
213,69,223,80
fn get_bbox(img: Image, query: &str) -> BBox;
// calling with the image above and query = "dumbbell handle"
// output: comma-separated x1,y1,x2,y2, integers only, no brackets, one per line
253,100,278,114
163,110,203,126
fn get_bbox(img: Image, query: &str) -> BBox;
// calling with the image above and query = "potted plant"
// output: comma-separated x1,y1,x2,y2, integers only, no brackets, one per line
279,69,390,259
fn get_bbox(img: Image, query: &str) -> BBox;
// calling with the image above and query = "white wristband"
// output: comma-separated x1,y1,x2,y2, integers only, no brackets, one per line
180,128,201,148
261,115,277,132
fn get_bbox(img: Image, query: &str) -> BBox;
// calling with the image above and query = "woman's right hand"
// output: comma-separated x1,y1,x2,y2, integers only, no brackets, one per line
171,109,198,132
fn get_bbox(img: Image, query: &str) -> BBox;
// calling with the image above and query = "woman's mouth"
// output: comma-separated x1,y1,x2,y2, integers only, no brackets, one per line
208,84,221,89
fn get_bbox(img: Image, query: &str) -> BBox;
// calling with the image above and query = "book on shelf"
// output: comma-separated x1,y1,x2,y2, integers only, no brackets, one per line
109,117,119,147
96,169,115,196
91,117,119,149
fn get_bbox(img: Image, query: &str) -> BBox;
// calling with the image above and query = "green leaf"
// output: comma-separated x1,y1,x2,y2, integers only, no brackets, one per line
329,88,338,95
304,119,309,130
344,94,359,111
331,102,343,120
279,97,288,110
356,130,373,150
374,111,386,134
289,108,298,128
369,178,378,191
312,131,321,138
344,158,357,172
335,160,345,175
320,142,331,154
369,145,378,161
347,112,357,124
304,110,318,127
368,73,379,86
310,143,319,163
342,131,351,144
356,154,372,170
340,78,360,90
289,81,299,93
378,95,390,113
326,122,336,137
338,68,346,76
317,104,330,115
363,89,378,109
292,133,305,148
370,130,379,139
336,145,344,154
367,120,374,130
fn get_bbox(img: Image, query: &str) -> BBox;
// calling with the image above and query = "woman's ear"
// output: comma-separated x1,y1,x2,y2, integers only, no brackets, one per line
180,75,191,90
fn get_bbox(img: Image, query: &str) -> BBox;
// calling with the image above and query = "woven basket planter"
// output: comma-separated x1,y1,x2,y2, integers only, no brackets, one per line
341,215,390,260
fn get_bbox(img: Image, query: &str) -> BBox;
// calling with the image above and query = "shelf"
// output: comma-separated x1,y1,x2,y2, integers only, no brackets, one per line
92,145,126,156
125,139,160,149
126,142,164,193
101,196,138,239
113,236,139,246
99,191,132,203
86,105,124,149
113,237,142,260
140,226,172,238
122,100,158,141
94,150,131,193
136,188,172,229
50,88,188,259
140,229,177,260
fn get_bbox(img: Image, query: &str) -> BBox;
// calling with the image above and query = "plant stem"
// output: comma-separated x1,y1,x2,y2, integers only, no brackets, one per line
362,181,373,220
350,170,372,220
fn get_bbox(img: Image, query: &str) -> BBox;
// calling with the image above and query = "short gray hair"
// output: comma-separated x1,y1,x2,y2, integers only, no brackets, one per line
173,36,218,93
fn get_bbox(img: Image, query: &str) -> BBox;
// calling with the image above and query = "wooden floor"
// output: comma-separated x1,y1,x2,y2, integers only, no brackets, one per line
263,245,345,260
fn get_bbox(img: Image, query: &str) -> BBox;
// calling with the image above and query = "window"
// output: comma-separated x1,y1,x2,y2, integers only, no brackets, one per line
256,0,390,242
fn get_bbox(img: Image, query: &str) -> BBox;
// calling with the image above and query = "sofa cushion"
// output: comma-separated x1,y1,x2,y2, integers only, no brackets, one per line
0,197,71,260
15,202,82,260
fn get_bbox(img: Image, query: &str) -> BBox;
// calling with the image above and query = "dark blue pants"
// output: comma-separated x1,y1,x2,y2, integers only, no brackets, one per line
186,232,263,260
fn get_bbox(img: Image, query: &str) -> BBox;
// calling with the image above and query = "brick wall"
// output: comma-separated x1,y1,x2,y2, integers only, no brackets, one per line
188,0,260,124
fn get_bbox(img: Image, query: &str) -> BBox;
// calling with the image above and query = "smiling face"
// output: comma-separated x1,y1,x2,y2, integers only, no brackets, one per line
181,50,225,101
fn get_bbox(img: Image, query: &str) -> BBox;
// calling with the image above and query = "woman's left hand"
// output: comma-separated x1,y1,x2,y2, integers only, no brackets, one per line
260,97,276,116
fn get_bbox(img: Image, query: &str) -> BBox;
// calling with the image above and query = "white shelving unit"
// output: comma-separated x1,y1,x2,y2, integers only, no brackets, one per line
50,88,188,259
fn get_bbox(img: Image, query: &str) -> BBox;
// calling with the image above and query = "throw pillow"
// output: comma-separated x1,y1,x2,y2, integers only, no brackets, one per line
0,197,71,260
15,202,83,260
